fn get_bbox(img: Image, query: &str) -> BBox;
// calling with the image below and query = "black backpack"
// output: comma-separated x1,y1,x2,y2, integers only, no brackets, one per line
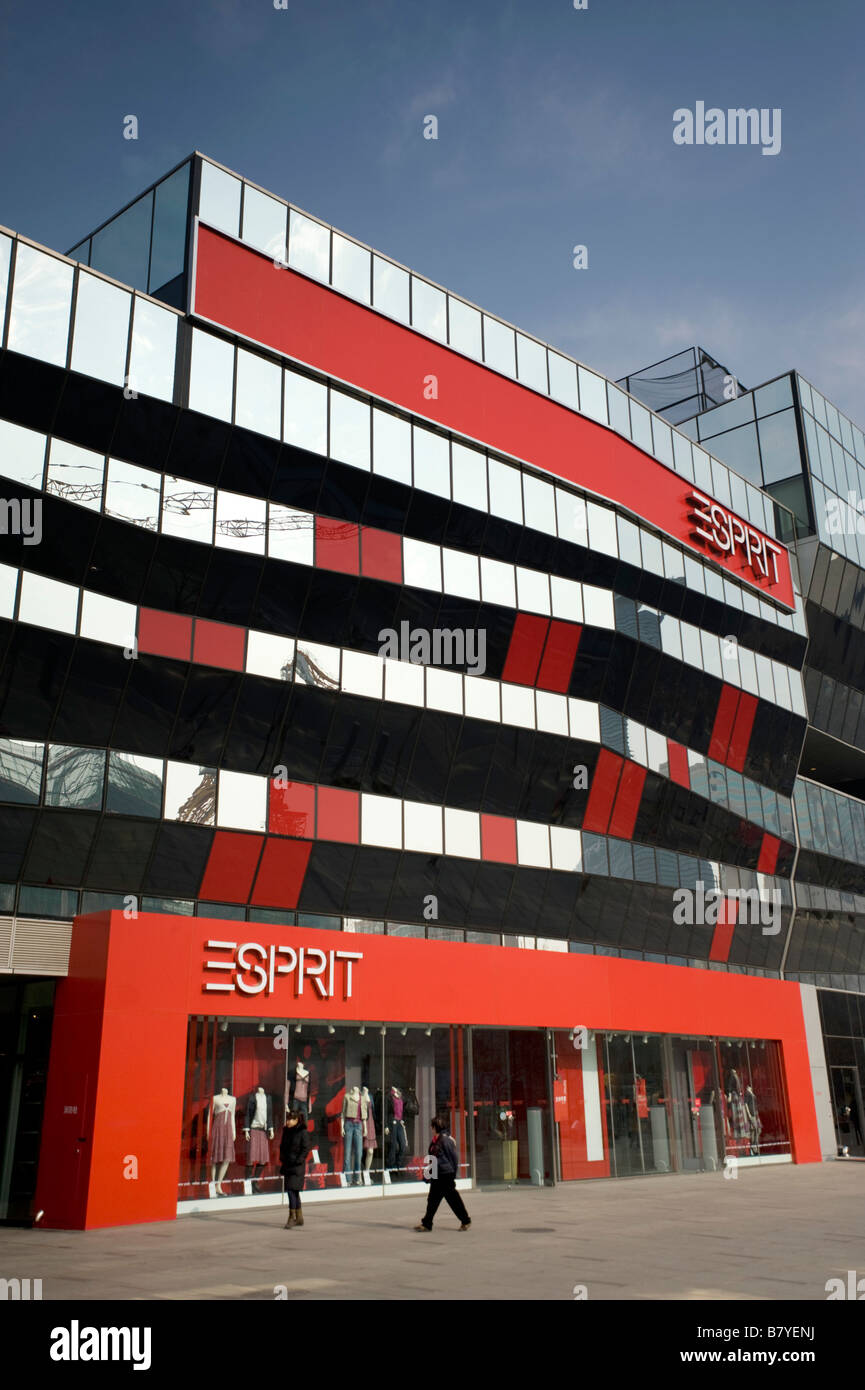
403,1089,419,1118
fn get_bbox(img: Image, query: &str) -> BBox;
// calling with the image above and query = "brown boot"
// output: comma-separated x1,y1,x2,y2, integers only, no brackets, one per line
284,1210,295,1229
294,1207,304,1228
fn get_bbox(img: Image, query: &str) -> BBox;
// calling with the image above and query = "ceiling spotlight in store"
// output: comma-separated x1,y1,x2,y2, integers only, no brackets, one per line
642,1036,648,1044
400,1025,408,1036
294,1023,302,1033
358,1024,366,1036
380,1026,387,1036
327,1024,335,1035
425,1026,432,1036
623,1035,630,1043
257,1020,265,1034
219,1019,228,1033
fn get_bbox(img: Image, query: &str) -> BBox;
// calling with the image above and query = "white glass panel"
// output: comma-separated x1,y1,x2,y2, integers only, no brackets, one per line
442,547,479,600
288,210,330,282
630,400,653,453
516,335,547,392
626,719,648,766
548,352,578,407
18,571,78,633
451,441,487,510
501,683,535,728
517,821,550,868
332,234,371,303
403,537,442,591
295,641,340,689
46,439,104,510
448,297,481,356
188,329,233,422
361,793,402,849
245,630,295,680
568,699,600,741
523,474,556,533
577,368,608,424
105,458,160,529
128,298,176,401
659,615,682,660
738,645,759,696
0,564,18,619
0,234,11,329
0,419,46,488
640,531,664,577
241,186,287,258
404,801,443,854
235,348,281,439
488,458,522,523
413,426,450,499
215,489,267,553
480,556,516,608
444,807,480,858
329,390,370,469
587,502,618,557
267,504,314,565
550,576,583,621
652,417,674,466
217,769,267,832
384,658,424,707
164,761,216,824
646,729,667,773
79,590,137,648
426,667,463,714
550,826,582,872
582,585,614,628
71,273,130,386
483,316,515,376
161,475,215,543
464,676,500,722
199,162,241,236
516,566,550,614
8,245,73,367
411,278,446,340
372,257,409,321
556,489,588,546
755,654,776,703
699,630,723,679
373,408,411,485
536,690,569,735
341,649,384,699
680,622,702,668
283,368,327,454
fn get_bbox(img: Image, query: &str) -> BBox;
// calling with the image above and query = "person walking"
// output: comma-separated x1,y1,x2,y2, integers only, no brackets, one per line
280,1108,312,1228
414,1116,471,1232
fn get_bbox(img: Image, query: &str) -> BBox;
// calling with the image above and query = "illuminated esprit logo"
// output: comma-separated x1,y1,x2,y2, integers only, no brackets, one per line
688,489,784,586
203,939,363,998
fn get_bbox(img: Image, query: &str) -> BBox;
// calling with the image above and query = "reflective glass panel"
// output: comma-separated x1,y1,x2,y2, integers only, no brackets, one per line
483,316,516,376
235,347,281,439
384,659,424,707
523,474,557,533
89,193,152,288
361,793,402,848
754,376,792,417
0,738,44,805
630,401,653,453
294,641,340,689
128,297,177,402
448,297,482,356
0,564,18,620
0,234,11,326
46,744,105,809
46,438,105,511
0,418,47,489
217,769,268,832
451,441,487,510
188,329,234,422
411,278,447,341
79,590,137,648
577,368,608,424
516,335,547,392
548,352,578,407
149,163,191,292
245,629,295,680
215,489,267,554
267,504,314,565
288,210,330,282
162,475,215,543
330,390,370,469
372,257,409,321
70,272,131,386
199,162,241,236
607,384,631,438
758,409,801,485
413,426,450,499
488,458,522,523
283,368,327,455
332,234,371,303
164,762,216,824
341,649,384,699
480,557,516,608
18,572,78,633
442,547,479,600
107,751,164,817
373,408,411,485
241,186,287,258
105,458,161,529
8,245,74,367
403,538,442,591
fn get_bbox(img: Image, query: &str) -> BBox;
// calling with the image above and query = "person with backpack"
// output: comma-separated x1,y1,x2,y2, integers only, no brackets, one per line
414,1115,471,1232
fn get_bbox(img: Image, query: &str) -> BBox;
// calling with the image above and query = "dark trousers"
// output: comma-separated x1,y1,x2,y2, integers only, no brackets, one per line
285,1186,301,1210
421,1176,470,1229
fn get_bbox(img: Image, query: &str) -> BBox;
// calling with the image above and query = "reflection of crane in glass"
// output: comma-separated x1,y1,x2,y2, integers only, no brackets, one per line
177,769,216,825
46,481,103,504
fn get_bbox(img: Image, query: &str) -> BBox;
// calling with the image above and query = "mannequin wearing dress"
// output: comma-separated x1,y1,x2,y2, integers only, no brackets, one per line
361,1085,377,1181
243,1085,275,1192
207,1088,236,1195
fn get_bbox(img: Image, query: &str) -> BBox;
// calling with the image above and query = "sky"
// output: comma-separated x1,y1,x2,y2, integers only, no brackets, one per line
1,0,863,421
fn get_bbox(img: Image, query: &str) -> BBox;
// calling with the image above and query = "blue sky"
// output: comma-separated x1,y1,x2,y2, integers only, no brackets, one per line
1,0,863,420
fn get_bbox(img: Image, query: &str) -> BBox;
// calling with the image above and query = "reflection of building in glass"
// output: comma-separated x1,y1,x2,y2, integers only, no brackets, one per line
177,770,217,825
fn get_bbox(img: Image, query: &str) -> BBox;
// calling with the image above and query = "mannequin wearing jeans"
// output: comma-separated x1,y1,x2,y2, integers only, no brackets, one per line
386,1087,408,1176
341,1087,365,1186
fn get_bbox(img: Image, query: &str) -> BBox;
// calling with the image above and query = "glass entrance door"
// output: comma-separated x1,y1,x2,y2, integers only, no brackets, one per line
470,1029,550,1185
668,1037,722,1172
831,1066,865,1157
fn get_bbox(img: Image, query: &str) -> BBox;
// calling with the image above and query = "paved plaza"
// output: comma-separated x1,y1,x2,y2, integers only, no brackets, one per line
1,1162,862,1301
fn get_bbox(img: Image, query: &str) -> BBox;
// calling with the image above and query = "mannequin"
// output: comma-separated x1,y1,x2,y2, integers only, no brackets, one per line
290,1060,311,1119
341,1086,367,1186
744,1084,761,1155
386,1086,408,1177
725,1069,748,1147
361,1086,377,1183
243,1086,275,1193
207,1087,236,1196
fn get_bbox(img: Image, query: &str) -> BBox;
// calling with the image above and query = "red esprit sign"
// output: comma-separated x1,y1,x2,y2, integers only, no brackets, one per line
203,938,363,999
688,490,785,589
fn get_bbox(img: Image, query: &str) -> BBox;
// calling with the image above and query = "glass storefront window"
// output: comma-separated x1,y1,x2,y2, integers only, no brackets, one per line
470,1028,550,1184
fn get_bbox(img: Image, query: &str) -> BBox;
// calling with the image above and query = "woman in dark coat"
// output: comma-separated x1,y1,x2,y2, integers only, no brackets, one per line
280,1109,312,1229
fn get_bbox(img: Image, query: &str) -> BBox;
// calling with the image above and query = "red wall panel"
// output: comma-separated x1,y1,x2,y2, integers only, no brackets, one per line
607,761,647,841
709,684,741,763
537,620,582,693
481,813,518,864
250,838,312,909
268,780,316,837
667,740,690,789
138,608,192,662
199,830,265,904
315,516,359,574
757,832,781,875
582,749,624,835
360,526,403,583
193,618,246,672
316,786,360,843
501,613,550,686
727,692,758,772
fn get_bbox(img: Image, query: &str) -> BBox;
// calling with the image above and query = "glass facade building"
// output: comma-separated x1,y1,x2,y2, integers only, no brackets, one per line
0,154,856,1224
